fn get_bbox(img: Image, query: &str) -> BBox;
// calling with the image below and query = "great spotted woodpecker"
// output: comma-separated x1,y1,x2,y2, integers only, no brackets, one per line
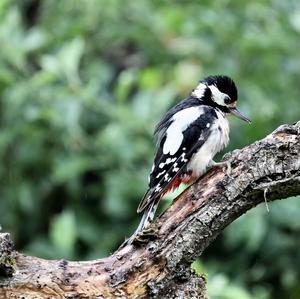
127,75,250,245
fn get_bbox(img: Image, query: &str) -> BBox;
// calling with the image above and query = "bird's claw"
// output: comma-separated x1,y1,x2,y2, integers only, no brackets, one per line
213,160,232,178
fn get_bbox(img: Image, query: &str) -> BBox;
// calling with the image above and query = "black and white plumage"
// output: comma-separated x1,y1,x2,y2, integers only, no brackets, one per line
127,75,250,245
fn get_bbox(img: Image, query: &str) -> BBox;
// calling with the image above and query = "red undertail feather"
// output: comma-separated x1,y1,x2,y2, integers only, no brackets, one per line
162,176,182,195
162,171,194,196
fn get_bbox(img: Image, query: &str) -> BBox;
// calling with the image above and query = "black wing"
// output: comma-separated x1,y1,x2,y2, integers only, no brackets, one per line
137,105,217,212
154,96,201,145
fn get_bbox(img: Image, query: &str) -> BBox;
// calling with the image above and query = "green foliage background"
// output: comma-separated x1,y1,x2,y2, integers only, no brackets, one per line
0,1,300,298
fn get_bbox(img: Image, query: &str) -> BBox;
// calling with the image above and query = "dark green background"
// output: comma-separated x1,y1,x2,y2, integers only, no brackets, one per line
0,1,300,298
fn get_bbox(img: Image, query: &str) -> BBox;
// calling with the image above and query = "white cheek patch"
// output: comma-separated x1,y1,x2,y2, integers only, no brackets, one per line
208,85,228,107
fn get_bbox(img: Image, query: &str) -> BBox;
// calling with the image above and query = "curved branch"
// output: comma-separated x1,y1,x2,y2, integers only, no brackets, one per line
1,121,300,298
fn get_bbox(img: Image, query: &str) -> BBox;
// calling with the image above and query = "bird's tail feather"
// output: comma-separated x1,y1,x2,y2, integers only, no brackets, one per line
135,199,158,235
122,199,159,247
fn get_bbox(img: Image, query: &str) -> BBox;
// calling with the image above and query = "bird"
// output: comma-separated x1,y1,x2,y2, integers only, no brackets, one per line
126,75,250,246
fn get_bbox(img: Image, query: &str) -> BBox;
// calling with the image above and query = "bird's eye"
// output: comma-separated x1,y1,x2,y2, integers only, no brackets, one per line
224,97,231,104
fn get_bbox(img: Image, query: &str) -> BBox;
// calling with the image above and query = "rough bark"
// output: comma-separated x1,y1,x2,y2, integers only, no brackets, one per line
0,121,300,299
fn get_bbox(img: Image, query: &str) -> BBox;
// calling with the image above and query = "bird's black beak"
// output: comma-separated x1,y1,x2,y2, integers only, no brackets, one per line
229,107,251,123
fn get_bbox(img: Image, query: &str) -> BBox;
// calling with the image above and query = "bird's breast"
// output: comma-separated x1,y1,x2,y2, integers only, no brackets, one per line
216,111,230,148
187,112,229,177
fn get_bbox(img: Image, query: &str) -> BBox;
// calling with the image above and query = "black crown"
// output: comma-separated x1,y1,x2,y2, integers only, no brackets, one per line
201,75,238,102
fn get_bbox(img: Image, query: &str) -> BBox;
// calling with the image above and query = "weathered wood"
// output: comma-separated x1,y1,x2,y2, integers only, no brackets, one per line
1,121,300,299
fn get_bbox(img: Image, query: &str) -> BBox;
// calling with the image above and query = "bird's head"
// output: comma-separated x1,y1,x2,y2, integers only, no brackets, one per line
192,75,251,123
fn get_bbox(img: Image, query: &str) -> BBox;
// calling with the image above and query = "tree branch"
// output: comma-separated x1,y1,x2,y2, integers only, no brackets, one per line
1,121,300,298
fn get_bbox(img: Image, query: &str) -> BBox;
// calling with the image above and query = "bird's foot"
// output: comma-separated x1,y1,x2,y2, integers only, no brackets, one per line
212,160,232,178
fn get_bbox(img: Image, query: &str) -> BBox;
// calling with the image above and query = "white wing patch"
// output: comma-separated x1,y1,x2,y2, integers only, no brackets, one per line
158,157,176,169
156,170,166,179
180,152,188,162
163,107,204,155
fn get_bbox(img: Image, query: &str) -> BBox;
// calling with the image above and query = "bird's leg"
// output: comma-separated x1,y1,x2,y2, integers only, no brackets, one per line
211,160,232,177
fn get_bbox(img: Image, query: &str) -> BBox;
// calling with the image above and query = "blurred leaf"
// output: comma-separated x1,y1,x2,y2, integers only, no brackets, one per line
52,156,92,183
224,206,267,252
50,210,77,257
59,38,85,86
41,38,84,86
